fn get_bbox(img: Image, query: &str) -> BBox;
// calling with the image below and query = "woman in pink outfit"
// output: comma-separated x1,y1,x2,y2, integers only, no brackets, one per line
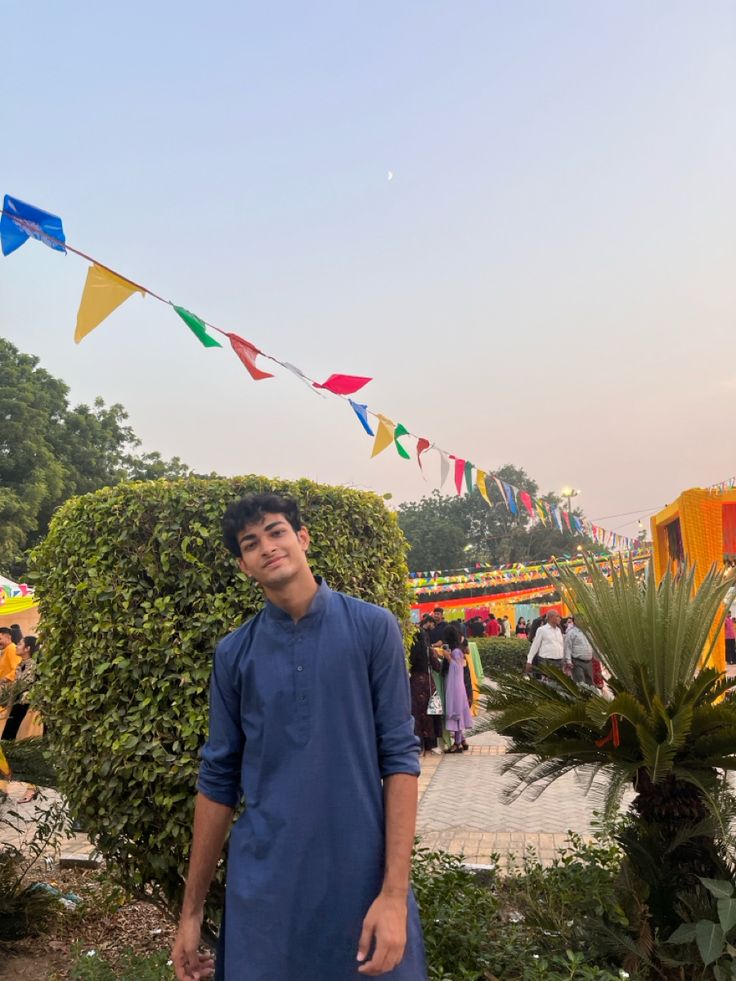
441,625,473,754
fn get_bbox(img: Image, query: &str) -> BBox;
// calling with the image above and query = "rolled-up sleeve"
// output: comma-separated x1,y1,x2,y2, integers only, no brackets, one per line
369,611,421,779
197,642,244,807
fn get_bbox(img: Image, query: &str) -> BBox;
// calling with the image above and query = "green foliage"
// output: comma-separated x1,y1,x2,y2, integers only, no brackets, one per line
555,556,732,702
397,466,591,570
479,557,736,972
0,797,72,942
666,877,736,977
68,945,175,981
474,637,530,675
0,338,190,573
31,475,410,918
412,840,626,980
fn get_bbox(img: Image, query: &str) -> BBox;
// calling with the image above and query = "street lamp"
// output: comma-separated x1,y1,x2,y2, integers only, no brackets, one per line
560,487,580,514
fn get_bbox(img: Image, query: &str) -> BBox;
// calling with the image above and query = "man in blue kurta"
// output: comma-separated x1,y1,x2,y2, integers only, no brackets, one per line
172,492,427,980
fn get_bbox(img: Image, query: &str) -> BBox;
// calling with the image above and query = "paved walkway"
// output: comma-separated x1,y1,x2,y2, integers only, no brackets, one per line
1,717,628,871
416,725,631,868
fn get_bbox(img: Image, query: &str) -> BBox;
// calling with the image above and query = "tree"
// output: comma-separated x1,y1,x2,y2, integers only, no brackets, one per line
0,338,190,573
480,558,736,974
397,465,589,571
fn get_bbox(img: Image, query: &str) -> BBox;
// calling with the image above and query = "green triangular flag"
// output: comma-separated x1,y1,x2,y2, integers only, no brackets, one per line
173,305,222,348
394,423,411,459
464,460,474,493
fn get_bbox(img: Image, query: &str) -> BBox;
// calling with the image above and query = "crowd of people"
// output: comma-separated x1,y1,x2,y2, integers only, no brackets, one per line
409,606,606,750
0,623,40,745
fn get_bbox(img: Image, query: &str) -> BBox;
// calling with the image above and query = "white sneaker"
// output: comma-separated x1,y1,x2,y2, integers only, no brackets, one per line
429,747,443,756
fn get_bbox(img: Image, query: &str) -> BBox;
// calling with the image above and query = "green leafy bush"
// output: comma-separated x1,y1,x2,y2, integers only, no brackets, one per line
474,637,529,676
413,840,626,980
31,476,410,915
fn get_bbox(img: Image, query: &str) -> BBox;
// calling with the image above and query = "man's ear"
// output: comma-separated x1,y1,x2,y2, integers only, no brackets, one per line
298,526,310,552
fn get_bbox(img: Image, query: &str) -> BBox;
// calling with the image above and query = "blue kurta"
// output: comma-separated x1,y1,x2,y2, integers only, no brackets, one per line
197,579,427,980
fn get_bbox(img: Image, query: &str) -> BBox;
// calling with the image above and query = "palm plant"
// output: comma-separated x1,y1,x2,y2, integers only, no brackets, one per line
479,557,736,947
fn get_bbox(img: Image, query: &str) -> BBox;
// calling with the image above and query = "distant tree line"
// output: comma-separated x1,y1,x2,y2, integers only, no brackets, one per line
396,465,593,571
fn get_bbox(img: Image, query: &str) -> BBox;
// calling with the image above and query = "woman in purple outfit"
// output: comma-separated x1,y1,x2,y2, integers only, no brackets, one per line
441,624,473,754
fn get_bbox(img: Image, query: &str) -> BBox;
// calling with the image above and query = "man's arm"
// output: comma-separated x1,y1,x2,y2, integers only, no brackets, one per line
526,625,544,671
357,773,417,976
172,793,233,981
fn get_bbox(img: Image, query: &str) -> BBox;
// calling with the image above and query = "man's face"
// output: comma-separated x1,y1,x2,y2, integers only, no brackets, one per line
433,610,444,624
0,634,9,650
548,613,561,628
236,513,310,589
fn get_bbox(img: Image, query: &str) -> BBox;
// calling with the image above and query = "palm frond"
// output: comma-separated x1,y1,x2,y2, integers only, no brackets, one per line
555,556,734,703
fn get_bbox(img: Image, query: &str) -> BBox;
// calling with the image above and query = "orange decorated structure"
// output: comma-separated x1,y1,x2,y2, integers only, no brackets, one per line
650,487,736,673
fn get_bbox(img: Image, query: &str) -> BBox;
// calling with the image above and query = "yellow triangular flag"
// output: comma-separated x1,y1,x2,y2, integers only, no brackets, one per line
75,264,144,343
371,415,395,458
476,470,491,506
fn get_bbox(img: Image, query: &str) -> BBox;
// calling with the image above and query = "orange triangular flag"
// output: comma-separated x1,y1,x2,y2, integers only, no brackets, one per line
75,265,144,343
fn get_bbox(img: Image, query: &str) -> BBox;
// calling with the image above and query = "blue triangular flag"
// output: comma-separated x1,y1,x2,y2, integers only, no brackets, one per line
1,195,66,256
503,482,518,515
348,399,374,436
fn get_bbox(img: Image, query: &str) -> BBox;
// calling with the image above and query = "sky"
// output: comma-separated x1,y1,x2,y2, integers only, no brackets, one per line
1,1,734,538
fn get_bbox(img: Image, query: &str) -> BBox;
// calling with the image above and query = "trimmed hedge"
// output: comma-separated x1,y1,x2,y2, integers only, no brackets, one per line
474,637,530,676
30,476,410,914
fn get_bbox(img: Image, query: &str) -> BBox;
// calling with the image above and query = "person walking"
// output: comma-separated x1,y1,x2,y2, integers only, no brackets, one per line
0,628,19,684
172,492,426,981
441,625,473,754
2,636,37,740
564,616,595,685
409,616,444,755
525,611,569,677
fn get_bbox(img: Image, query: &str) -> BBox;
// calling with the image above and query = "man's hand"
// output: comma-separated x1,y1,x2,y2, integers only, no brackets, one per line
563,661,573,677
524,662,534,675
356,890,408,975
171,912,215,981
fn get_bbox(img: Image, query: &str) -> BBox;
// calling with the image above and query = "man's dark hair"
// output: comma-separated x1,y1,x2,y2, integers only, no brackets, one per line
433,606,443,614
222,493,303,558
0,627,11,637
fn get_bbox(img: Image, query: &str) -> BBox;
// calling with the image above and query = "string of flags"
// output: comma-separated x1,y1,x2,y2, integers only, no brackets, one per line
708,477,736,495
1,192,635,548
409,548,652,596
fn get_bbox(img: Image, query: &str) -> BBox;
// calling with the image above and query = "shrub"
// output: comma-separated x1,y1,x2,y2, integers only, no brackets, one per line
412,842,626,980
474,637,529,676
31,476,410,915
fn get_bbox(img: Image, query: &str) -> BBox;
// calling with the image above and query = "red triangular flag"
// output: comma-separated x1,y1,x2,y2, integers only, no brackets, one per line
449,455,466,495
518,491,535,518
416,437,431,472
312,374,372,396
227,334,274,380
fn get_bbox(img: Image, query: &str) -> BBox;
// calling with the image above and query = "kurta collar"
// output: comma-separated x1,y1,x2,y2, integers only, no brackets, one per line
264,576,331,624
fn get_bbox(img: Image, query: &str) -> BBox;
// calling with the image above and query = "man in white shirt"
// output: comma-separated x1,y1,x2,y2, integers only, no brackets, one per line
525,611,570,676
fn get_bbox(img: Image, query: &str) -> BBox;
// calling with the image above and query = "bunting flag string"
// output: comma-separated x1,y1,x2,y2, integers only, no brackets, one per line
1,192,637,550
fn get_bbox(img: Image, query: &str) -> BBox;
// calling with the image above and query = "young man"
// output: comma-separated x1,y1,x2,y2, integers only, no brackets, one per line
172,493,426,981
